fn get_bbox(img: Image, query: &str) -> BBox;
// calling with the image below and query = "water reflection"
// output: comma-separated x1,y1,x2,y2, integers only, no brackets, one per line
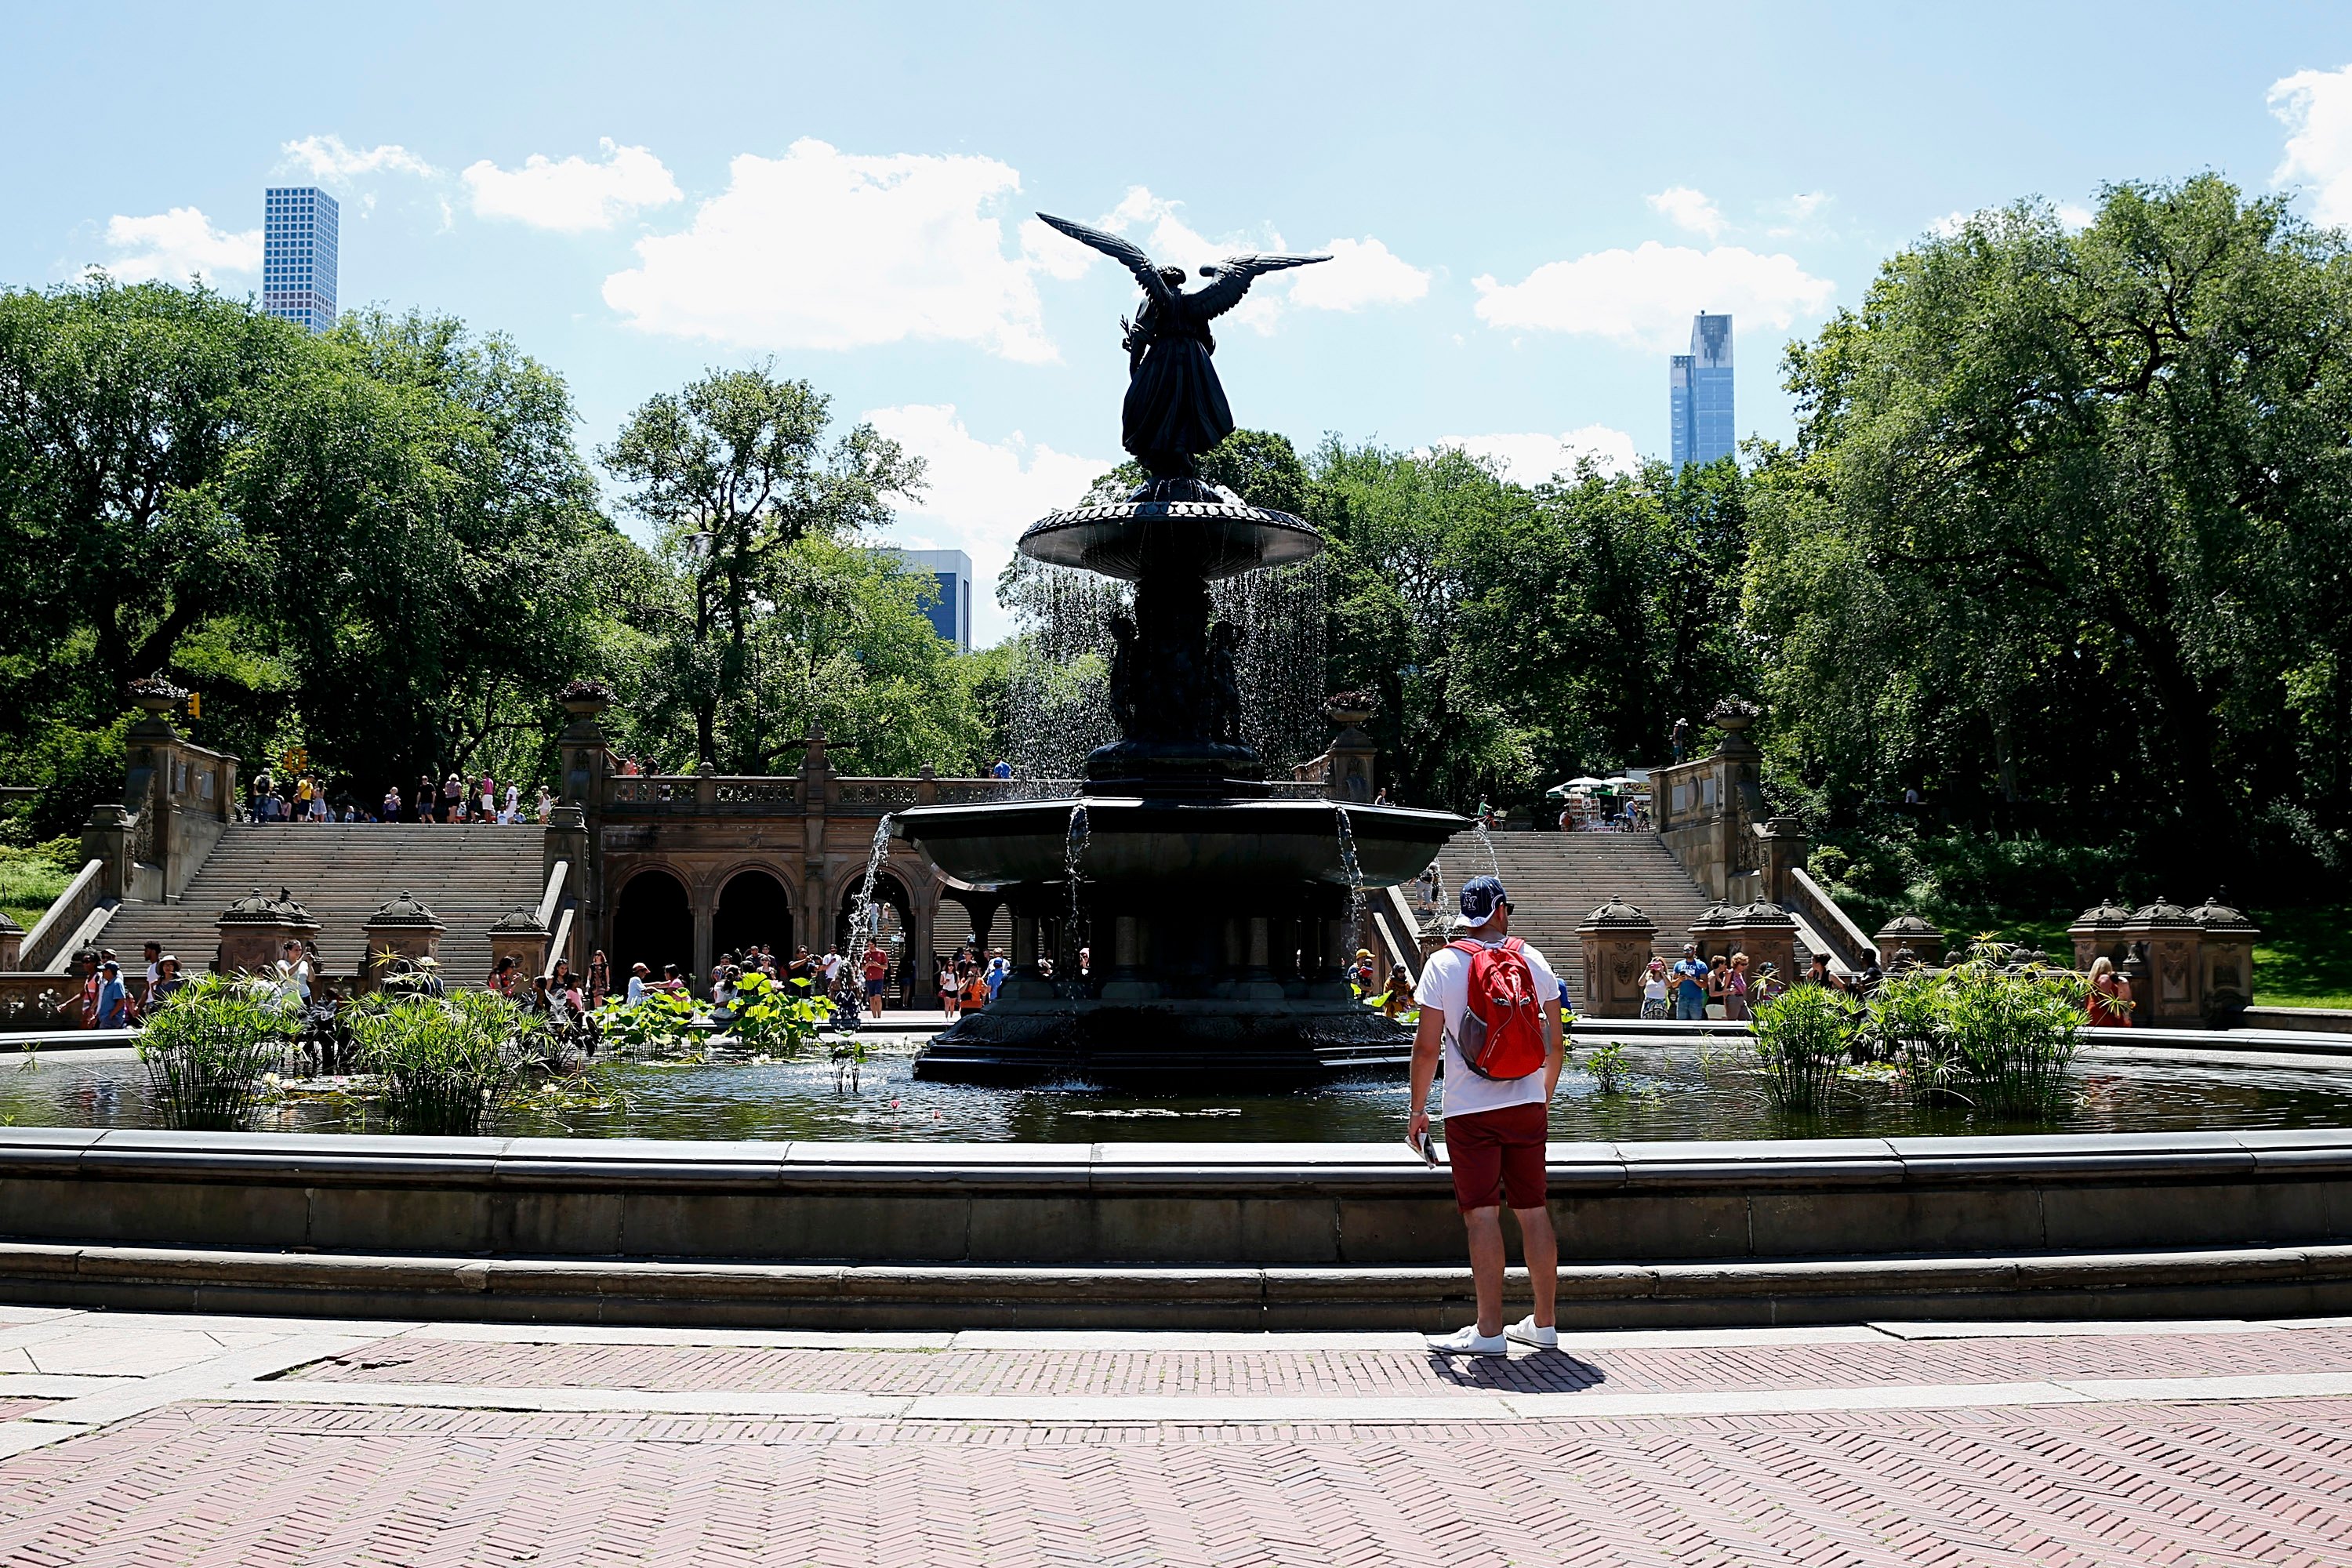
5,1037,2351,1145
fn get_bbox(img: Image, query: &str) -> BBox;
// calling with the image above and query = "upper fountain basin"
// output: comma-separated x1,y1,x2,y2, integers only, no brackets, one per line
893,796,1465,891
1018,498,1323,582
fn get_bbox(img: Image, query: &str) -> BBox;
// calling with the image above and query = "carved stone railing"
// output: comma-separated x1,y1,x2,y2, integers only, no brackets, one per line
831,779,922,814
1788,868,1872,972
605,776,696,808
596,770,1332,817
711,779,800,808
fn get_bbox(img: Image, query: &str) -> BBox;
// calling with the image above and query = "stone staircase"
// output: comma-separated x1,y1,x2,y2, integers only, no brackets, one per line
94,825,548,985
1423,830,1722,1006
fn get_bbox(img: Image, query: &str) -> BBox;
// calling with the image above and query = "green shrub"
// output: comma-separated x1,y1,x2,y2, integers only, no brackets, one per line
1750,983,1859,1112
345,990,541,1136
1581,1039,1630,1094
136,972,299,1130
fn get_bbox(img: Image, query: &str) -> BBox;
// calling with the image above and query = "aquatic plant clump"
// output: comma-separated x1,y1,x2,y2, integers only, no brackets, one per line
344,990,543,1136
721,970,833,1056
1748,983,1858,1112
136,973,301,1131
1879,944,2089,1117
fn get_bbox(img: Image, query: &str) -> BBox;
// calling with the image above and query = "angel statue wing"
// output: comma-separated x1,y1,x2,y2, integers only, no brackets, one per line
1189,252,1331,320
1035,212,1174,307
1034,213,1330,319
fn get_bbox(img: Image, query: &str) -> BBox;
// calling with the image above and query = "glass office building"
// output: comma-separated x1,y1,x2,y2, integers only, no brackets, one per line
262,187,339,333
1669,312,1734,472
881,548,974,651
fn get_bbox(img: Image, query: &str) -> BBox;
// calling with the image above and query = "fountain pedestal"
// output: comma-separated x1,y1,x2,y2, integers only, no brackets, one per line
896,486,1464,1084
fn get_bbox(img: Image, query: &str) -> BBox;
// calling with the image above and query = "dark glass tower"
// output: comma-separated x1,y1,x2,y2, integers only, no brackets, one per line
1669,312,1734,471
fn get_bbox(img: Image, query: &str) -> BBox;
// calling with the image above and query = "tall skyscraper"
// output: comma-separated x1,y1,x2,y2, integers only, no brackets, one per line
262,187,339,333
881,547,974,651
1669,311,1734,472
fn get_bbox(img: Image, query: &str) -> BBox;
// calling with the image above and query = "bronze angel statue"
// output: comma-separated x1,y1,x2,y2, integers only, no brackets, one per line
1037,212,1328,483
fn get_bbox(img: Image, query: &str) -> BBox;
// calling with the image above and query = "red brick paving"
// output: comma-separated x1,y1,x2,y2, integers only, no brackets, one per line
4,1400,2352,1566
0,1397,56,1420
291,1327,2352,1399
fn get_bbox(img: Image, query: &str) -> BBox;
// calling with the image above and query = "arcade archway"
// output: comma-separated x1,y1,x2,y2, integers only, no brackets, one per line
612,869,691,982
713,868,793,961
837,870,914,1002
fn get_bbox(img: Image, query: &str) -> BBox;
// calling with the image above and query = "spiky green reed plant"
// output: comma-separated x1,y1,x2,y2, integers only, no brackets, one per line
1749,982,1860,1112
345,989,541,1136
136,972,299,1131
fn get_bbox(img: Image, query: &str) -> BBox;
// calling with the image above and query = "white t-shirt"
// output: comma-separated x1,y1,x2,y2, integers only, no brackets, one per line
822,953,843,982
1412,934,1563,1120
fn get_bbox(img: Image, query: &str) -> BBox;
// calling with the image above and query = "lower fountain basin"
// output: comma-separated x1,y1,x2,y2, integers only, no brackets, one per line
894,795,1464,891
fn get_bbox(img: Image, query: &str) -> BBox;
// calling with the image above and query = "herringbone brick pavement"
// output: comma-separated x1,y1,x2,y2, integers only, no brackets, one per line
3,1399,2351,1566
292,1326,2352,1399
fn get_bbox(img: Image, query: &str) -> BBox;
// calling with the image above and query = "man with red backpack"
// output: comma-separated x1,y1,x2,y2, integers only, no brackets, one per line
1406,874,1568,1356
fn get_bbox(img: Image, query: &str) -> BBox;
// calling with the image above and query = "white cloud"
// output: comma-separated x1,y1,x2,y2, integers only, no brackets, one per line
1928,210,1972,238
2271,64,2352,225
98,207,261,283
1287,236,1430,310
1433,425,1639,485
1647,186,1726,240
463,140,681,232
280,134,437,182
1784,192,1829,221
1087,187,1427,331
2055,201,2096,231
1472,241,1835,352
604,139,1057,361
863,404,1116,645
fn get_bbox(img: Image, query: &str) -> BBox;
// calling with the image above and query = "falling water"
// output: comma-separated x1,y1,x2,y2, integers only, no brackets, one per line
1002,559,1125,790
851,815,894,946
1472,818,1501,879
1210,557,1329,775
1000,550,1330,788
1332,803,1367,958
1063,803,1090,982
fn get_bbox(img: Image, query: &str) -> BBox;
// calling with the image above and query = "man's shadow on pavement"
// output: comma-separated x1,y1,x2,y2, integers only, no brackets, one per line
1424,1351,1606,1392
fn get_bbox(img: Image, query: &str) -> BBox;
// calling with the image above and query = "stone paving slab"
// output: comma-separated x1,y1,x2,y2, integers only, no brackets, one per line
282,1323,2352,1399
2,1306,2352,1563
4,1399,2352,1566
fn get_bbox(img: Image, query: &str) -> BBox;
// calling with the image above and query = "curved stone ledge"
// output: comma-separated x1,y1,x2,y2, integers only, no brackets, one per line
0,1129,2348,1277
1,1239,2348,1330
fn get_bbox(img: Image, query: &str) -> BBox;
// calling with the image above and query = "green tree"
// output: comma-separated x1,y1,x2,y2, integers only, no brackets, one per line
1748,174,2352,891
601,365,925,768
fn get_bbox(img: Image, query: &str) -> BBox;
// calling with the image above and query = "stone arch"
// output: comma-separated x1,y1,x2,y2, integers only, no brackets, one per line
713,866,794,962
835,866,916,953
612,866,692,982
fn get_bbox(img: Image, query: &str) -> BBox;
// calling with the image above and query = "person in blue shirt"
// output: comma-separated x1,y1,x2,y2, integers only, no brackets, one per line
1669,943,1710,1021
95,960,130,1029
990,759,1013,780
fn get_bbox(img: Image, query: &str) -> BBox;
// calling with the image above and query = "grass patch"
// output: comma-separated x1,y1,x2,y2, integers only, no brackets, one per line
2249,905,2352,1010
0,838,81,933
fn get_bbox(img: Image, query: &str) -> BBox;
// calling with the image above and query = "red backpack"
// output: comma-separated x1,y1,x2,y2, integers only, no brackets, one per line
1446,936,1548,1080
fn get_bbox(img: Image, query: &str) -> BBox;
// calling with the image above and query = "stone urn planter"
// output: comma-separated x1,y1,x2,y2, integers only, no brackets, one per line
1322,692,1377,731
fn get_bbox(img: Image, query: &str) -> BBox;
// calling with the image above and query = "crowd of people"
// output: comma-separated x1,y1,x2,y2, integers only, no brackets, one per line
245,769,554,826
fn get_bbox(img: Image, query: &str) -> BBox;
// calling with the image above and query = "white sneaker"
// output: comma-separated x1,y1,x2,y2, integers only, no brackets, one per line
1504,1316,1558,1350
1425,1324,1508,1356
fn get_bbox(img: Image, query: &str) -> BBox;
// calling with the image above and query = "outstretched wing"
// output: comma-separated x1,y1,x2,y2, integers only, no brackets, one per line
1035,212,1172,306
1189,252,1331,320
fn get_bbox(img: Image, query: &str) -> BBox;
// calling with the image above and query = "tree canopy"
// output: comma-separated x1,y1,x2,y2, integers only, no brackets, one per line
1747,174,2352,906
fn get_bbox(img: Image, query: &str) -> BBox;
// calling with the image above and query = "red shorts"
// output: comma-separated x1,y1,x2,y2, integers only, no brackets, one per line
1443,1102,1548,1212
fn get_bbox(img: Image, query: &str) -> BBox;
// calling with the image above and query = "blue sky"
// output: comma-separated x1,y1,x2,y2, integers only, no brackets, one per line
9,2,2352,642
